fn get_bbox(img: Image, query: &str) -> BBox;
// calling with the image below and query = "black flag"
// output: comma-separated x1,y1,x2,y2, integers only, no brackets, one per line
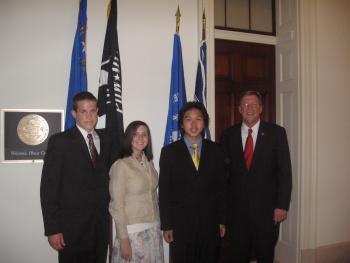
98,0,124,158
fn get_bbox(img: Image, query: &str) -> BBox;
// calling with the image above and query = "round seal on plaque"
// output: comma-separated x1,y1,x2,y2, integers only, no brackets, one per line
17,114,49,146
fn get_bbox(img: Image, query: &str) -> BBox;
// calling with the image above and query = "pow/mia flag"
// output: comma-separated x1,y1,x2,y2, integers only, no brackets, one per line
97,0,124,157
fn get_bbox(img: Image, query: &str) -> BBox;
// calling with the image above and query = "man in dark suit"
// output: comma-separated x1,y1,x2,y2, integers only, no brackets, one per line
159,101,227,263
220,91,292,263
40,91,112,263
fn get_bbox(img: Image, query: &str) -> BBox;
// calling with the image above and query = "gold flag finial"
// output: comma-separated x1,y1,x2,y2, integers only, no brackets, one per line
175,5,181,34
202,9,206,40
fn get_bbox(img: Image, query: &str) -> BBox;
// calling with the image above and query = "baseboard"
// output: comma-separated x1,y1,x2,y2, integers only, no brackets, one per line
301,241,350,263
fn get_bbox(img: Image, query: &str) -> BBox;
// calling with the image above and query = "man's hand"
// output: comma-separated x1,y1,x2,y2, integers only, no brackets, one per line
163,230,174,243
219,224,226,237
48,233,65,251
120,238,132,261
274,208,288,224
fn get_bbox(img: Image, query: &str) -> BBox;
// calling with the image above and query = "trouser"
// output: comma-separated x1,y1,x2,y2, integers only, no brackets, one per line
58,215,109,263
224,222,279,263
170,238,220,263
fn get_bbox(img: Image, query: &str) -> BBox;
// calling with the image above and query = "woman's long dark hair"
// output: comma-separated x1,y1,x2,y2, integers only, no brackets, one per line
119,120,153,161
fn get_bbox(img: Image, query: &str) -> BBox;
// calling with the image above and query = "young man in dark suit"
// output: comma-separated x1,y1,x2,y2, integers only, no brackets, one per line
40,91,112,263
220,91,292,263
159,101,227,263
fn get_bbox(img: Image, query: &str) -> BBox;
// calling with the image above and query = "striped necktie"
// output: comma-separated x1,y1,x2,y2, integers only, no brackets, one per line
87,133,98,168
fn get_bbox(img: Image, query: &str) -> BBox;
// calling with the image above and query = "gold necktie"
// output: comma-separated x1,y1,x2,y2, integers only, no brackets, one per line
192,143,200,170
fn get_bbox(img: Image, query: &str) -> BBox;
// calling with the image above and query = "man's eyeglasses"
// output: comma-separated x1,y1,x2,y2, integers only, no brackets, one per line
240,103,260,110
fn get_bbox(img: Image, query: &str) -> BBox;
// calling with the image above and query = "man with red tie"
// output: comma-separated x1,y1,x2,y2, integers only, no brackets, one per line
40,92,112,263
220,90,292,263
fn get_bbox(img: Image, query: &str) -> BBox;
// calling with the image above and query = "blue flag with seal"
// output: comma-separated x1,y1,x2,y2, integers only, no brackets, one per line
64,0,88,130
164,33,187,145
194,39,211,139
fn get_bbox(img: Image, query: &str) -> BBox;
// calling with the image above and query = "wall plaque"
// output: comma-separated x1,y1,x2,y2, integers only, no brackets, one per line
1,109,64,163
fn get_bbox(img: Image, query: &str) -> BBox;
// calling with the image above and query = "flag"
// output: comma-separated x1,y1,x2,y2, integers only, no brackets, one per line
97,0,124,156
64,0,88,130
194,40,207,106
164,33,187,145
194,40,211,139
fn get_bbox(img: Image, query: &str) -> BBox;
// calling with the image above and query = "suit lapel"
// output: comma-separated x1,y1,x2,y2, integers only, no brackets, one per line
71,126,95,167
95,129,104,161
197,139,207,173
197,139,216,178
250,121,267,171
233,125,247,173
179,139,198,175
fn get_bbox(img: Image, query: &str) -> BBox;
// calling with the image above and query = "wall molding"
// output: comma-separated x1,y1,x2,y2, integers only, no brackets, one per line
301,241,350,263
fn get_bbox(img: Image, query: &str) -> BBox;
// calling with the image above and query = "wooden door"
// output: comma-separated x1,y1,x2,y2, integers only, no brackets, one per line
215,39,275,141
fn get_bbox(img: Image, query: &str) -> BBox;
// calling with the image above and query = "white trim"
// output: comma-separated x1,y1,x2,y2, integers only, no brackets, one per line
215,29,277,45
299,0,318,251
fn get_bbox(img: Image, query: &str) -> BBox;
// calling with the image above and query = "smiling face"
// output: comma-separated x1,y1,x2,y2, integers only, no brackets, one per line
71,99,98,133
239,94,263,127
181,108,205,142
131,125,149,155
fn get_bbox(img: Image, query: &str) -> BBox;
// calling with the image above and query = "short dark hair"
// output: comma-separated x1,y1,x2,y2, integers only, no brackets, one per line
239,90,263,105
178,101,209,137
72,92,97,111
120,120,153,161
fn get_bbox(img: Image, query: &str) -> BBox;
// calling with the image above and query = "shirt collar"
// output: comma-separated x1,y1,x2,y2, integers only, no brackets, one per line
242,120,260,135
76,124,97,139
183,135,202,148
183,136,203,158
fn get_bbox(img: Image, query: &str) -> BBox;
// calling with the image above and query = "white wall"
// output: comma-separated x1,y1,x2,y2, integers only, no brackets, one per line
315,0,350,247
0,0,199,262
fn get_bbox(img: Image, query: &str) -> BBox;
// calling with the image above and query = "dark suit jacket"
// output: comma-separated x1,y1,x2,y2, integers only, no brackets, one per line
159,139,227,243
40,126,112,250
220,121,292,233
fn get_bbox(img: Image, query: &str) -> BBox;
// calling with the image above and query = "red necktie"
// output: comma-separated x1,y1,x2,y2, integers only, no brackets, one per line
244,128,253,171
87,134,98,168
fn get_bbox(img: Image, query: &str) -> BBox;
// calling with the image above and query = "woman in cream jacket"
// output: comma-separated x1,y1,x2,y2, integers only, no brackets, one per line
109,121,164,263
